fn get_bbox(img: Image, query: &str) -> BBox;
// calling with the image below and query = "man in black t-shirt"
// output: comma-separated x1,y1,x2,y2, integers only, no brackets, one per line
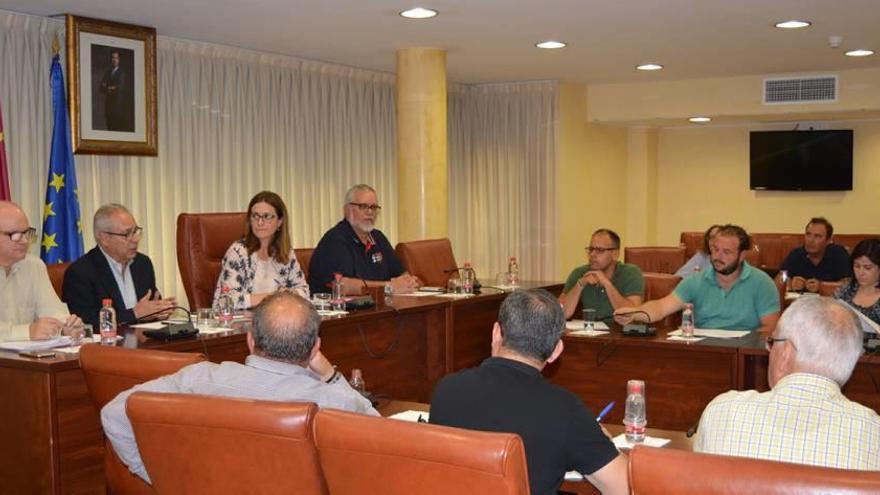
430,289,628,495
777,217,851,292
308,184,420,295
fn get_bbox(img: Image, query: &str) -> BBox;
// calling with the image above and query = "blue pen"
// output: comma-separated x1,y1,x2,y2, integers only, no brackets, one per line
596,401,615,422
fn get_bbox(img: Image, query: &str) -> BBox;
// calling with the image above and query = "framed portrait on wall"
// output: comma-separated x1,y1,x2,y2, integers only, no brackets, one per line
66,15,157,155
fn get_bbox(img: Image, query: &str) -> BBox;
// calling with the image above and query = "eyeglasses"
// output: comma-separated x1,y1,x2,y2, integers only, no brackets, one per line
348,202,382,213
2,227,36,242
250,212,278,223
104,226,143,240
585,246,618,254
765,336,788,351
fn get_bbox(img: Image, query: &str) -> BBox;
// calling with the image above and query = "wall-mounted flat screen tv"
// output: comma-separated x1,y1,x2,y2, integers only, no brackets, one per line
750,130,853,191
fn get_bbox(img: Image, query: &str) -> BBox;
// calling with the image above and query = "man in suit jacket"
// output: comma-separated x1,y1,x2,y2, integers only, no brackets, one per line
100,51,130,131
63,204,175,327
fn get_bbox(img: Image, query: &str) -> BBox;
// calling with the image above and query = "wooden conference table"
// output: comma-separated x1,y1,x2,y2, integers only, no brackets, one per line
4,281,880,493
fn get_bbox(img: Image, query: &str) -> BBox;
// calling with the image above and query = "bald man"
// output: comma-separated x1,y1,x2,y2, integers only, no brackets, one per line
102,291,377,483
0,201,81,341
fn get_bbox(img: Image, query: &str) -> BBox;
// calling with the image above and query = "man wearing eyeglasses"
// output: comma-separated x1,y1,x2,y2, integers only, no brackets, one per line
63,204,175,327
559,228,644,325
694,296,880,470
308,184,420,295
0,201,82,341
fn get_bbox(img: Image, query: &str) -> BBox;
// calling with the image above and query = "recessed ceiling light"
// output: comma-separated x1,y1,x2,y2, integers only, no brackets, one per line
399,7,438,19
636,63,663,71
535,41,567,49
845,49,874,57
689,117,711,123
775,20,811,29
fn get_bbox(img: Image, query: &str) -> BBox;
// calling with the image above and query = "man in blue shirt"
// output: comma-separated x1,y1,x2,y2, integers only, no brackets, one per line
308,184,420,295
778,217,851,293
615,224,780,332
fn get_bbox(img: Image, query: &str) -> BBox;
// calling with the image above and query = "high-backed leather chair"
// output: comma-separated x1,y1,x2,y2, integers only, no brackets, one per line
395,238,459,287
643,272,682,327
176,212,247,309
679,232,703,259
629,444,880,494
314,409,529,495
625,247,687,275
295,247,315,281
79,345,206,495
752,233,801,272
127,392,326,495
46,261,70,299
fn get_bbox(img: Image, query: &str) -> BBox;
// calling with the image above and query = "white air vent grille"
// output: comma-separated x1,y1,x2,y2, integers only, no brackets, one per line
764,76,837,104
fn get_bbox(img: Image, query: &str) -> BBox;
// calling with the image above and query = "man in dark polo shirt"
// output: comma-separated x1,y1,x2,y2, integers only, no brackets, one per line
308,184,420,295
778,217,851,293
430,289,627,495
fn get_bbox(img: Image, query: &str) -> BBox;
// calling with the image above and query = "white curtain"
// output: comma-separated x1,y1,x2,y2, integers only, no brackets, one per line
448,81,558,283
0,11,398,308
1,10,558,308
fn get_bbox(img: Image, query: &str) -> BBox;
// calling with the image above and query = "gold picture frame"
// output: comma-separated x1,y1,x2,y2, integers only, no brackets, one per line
66,15,157,156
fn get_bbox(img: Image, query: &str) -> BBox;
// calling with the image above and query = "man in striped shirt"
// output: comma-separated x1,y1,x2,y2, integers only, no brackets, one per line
694,296,880,470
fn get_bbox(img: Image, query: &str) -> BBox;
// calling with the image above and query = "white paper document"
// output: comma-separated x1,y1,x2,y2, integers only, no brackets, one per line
0,336,73,352
565,320,610,331
317,309,349,317
666,335,706,343
394,291,441,297
567,329,610,337
130,322,166,329
839,299,880,334
612,433,671,450
196,326,232,335
668,328,751,339
389,410,430,422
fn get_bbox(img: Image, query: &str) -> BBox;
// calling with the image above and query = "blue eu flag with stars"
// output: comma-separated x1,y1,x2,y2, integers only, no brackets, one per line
41,54,83,264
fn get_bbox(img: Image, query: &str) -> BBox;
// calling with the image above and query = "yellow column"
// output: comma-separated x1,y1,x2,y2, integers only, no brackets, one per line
396,48,448,241
624,127,659,245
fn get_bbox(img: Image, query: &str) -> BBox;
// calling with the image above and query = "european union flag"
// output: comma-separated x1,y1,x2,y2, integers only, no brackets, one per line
41,54,83,264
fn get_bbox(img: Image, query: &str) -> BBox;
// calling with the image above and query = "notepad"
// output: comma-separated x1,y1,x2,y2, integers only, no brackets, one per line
567,329,609,337
389,410,430,422
0,336,72,352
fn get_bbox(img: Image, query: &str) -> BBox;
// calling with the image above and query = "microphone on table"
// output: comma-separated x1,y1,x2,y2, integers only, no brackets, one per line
125,305,199,340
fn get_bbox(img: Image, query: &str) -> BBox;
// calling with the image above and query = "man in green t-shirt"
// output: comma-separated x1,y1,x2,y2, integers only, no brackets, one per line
615,224,780,332
560,229,645,325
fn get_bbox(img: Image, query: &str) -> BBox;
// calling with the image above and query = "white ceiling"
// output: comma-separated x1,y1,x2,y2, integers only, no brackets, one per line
2,0,879,84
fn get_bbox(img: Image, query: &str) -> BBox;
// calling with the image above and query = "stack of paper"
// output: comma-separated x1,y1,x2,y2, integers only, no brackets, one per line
668,328,751,339
0,337,73,352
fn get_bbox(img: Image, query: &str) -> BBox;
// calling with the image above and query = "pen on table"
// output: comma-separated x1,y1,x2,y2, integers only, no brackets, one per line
595,401,615,422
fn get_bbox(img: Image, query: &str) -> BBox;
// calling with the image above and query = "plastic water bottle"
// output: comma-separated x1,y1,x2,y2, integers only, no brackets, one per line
332,273,346,311
779,270,790,291
216,286,234,327
623,380,646,443
681,303,695,338
350,368,365,395
461,262,474,294
507,256,519,286
98,298,117,346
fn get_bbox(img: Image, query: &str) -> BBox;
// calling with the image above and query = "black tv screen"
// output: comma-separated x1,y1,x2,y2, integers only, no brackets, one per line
750,130,853,191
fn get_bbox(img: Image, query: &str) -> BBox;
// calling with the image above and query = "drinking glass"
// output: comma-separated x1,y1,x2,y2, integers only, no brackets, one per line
313,293,331,311
197,308,214,327
582,308,597,331
496,272,510,287
447,278,462,294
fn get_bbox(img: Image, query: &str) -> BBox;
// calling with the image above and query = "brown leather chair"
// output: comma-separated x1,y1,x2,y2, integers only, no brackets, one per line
79,345,206,495
46,261,70,299
752,233,801,272
295,247,315,281
314,409,529,495
395,238,459,287
127,392,327,495
176,212,247,309
625,247,687,274
643,272,682,327
629,444,880,494
679,232,703,259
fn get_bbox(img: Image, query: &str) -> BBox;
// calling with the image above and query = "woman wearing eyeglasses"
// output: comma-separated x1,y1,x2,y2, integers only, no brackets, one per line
834,238,880,326
213,191,309,310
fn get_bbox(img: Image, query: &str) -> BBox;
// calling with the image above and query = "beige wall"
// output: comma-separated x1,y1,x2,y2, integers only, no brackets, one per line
654,121,880,245
556,83,628,279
